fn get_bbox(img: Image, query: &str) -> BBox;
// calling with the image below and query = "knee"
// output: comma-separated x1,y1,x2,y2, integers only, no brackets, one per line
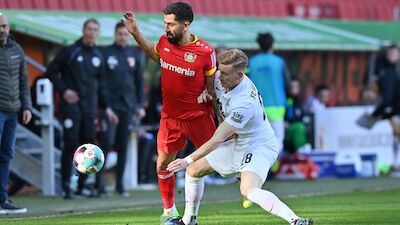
186,162,208,178
156,158,170,171
186,166,202,178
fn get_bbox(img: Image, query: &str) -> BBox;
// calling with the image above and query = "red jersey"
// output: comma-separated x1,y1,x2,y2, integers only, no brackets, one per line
154,34,217,120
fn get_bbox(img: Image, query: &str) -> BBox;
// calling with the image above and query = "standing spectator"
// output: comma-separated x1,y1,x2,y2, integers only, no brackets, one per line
0,13,32,213
284,78,307,154
46,18,118,199
370,44,400,119
122,2,218,223
359,44,400,173
248,32,290,152
303,84,330,114
95,22,145,197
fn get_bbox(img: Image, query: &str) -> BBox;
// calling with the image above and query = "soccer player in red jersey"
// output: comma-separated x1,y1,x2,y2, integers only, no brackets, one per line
122,2,219,223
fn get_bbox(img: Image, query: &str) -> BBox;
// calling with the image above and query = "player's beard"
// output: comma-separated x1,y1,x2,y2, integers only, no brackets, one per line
166,31,183,44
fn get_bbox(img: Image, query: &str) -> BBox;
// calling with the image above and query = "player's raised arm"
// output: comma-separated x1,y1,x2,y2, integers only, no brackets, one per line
122,11,160,62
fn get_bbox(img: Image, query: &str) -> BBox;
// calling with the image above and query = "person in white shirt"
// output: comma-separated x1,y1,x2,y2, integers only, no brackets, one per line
303,84,330,114
167,49,313,225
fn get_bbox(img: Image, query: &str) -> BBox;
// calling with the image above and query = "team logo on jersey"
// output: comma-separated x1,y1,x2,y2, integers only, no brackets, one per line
184,52,197,63
127,57,136,67
164,47,170,52
231,112,244,124
107,56,118,70
92,56,101,67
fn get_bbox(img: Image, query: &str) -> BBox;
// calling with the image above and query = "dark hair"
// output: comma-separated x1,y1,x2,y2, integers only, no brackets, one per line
256,32,274,51
386,44,399,52
163,2,194,23
115,22,126,32
314,84,329,96
83,18,100,29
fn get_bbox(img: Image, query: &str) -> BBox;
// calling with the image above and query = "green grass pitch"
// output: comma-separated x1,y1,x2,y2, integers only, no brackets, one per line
2,188,400,225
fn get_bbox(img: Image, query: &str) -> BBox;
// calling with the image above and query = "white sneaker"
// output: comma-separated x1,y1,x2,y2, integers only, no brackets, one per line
0,200,27,214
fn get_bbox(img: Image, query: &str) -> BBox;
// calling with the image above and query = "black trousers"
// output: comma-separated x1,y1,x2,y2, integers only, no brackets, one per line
96,110,132,193
60,106,95,193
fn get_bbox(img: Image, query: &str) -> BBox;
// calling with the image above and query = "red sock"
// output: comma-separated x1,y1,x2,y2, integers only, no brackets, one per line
157,170,175,209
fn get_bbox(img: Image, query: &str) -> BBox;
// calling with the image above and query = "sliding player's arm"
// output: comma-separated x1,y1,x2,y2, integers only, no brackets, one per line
122,11,160,62
167,121,238,172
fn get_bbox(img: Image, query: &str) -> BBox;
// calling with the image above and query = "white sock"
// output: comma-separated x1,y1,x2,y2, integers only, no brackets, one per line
182,173,204,225
164,204,177,215
247,187,299,224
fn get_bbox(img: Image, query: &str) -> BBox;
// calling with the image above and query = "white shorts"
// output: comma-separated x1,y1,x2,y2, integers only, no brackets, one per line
205,139,279,183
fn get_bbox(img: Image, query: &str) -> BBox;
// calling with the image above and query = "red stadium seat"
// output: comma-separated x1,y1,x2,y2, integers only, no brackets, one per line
0,0,8,8
131,0,148,13
246,0,258,17
46,0,61,10
59,0,74,10
96,0,112,12
274,1,288,17
86,0,100,12
112,0,126,12
6,0,21,9
22,0,35,9
0,0,397,21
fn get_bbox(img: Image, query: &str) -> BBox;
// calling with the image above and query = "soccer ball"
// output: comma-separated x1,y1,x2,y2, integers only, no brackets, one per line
73,143,105,174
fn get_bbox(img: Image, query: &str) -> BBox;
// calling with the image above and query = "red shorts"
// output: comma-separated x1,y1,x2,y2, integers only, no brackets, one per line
157,113,216,154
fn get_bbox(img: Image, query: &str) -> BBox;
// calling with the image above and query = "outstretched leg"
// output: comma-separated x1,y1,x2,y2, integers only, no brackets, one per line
241,171,313,225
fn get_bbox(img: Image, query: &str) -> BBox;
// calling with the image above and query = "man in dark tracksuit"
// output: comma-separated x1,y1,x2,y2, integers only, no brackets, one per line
46,19,118,199
0,13,31,213
95,22,145,197
371,44,400,119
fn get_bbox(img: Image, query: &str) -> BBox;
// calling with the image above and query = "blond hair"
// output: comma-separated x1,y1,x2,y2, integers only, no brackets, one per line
217,49,248,73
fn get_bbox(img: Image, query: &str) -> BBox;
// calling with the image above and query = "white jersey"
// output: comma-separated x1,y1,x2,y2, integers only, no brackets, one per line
206,72,280,183
215,71,278,149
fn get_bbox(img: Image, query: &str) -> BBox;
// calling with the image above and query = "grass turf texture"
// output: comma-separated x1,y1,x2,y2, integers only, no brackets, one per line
1,189,400,224
1,177,400,224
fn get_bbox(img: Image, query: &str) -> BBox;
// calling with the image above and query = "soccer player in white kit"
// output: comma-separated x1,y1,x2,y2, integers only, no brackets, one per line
167,49,314,225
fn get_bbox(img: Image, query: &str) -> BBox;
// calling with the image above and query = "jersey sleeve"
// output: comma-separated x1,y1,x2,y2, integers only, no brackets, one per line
204,47,217,77
154,36,163,56
224,102,255,129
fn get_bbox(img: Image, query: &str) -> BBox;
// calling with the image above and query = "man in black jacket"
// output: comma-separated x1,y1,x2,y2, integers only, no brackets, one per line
47,18,118,199
371,44,400,119
95,22,145,197
0,13,32,213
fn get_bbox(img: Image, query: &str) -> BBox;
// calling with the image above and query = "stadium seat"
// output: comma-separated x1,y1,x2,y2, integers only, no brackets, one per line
86,0,100,12
46,0,61,10
134,0,148,13
72,0,87,11
6,0,21,9
97,0,112,12
1,0,398,21
22,0,35,10
110,0,125,12
59,0,74,11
